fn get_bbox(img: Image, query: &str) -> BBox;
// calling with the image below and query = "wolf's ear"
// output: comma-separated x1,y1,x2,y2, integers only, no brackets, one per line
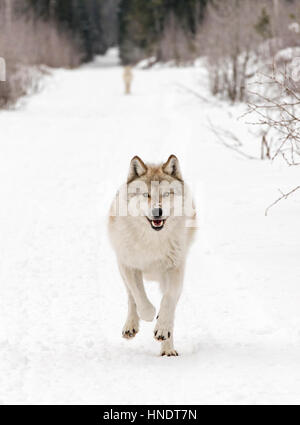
128,156,147,182
162,155,182,180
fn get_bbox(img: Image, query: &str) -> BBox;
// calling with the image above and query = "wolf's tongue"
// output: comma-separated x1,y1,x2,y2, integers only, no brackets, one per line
153,220,162,226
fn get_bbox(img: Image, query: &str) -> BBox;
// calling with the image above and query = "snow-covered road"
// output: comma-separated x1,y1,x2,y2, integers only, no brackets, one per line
0,51,300,404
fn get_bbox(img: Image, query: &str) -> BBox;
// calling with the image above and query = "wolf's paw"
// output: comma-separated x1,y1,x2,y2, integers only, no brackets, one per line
137,303,156,322
122,319,139,339
161,349,178,357
154,326,172,341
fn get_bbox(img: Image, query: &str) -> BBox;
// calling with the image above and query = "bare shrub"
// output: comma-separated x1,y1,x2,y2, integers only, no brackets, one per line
244,69,300,214
197,0,300,103
272,0,300,50
0,2,82,108
21,20,82,69
1,13,83,69
197,0,267,102
158,13,195,65
246,69,300,166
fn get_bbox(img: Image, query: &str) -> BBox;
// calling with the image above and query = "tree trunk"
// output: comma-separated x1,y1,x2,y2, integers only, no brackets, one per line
273,0,279,36
5,0,12,31
49,0,56,21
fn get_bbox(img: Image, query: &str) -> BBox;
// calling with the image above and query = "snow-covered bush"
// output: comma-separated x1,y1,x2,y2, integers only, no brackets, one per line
197,0,271,103
198,0,300,103
247,70,300,166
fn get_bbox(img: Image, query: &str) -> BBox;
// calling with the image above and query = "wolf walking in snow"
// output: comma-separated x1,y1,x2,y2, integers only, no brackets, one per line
108,155,196,356
123,66,133,95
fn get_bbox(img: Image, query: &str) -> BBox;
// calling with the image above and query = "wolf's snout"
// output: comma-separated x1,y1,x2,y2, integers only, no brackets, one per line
152,207,163,218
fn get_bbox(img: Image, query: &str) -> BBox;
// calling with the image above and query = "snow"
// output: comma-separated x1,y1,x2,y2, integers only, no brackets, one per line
289,22,300,34
0,50,300,405
275,46,300,65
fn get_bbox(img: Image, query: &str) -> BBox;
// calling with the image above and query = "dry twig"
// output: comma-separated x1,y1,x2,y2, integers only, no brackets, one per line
265,186,300,216
244,71,300,165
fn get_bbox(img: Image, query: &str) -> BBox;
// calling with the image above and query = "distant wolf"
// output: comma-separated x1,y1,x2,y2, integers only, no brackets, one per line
108,155,196,356
123,66,133,95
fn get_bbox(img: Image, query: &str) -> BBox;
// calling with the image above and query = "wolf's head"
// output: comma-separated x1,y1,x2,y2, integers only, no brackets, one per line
124,155,186,232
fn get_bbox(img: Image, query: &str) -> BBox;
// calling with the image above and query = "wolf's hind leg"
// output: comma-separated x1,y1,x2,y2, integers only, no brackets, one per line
119,263,156,322
122,290,139,339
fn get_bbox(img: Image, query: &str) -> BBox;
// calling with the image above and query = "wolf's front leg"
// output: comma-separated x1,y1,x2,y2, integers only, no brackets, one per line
119,263,156,322
161,336,178,357
154,266,184,356
122,290,139,339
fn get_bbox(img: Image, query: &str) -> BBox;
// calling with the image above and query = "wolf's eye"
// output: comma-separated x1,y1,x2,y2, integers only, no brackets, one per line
163,192,170,198
143,193,150,198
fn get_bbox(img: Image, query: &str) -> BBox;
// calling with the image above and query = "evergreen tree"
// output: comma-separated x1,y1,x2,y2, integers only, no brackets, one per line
255,7,272,40
118,0,207,64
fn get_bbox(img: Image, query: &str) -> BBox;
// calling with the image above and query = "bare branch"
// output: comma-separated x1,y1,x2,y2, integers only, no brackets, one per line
265,186,300,216
245,70,300,166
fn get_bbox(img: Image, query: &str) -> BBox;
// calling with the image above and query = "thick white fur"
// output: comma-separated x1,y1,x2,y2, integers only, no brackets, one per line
108,156,196,356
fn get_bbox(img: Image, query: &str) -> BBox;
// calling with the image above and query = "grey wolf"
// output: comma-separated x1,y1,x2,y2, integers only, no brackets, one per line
108,155,196,356
123,66,133,95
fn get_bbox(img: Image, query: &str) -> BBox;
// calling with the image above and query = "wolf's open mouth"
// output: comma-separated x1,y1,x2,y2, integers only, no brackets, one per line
146,218,166,231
